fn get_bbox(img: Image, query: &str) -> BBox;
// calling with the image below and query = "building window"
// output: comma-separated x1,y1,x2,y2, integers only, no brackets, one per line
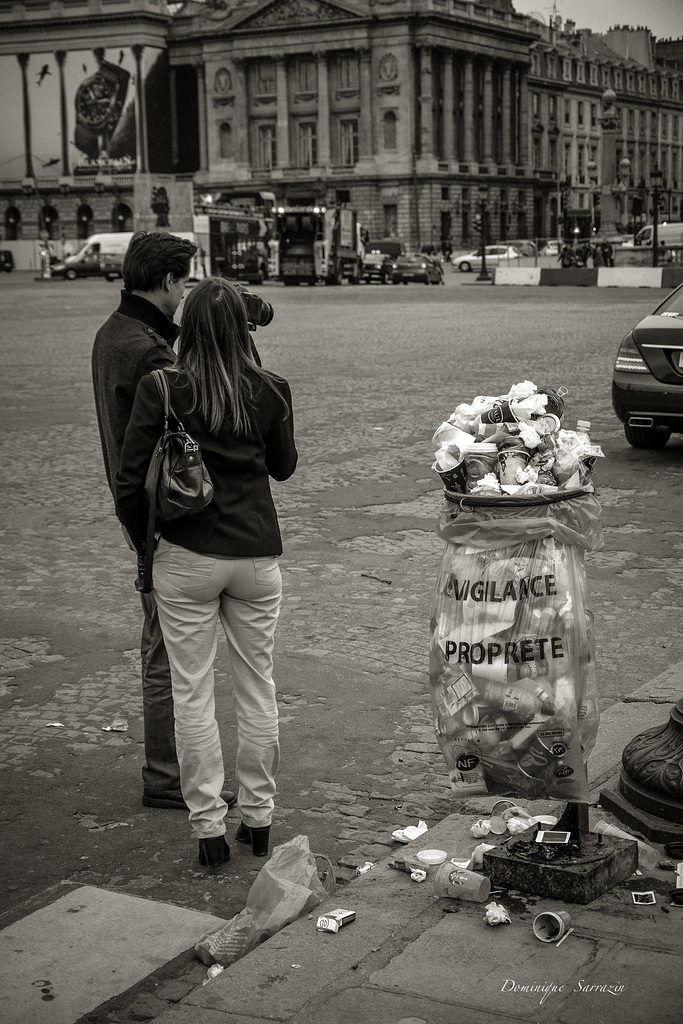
219,122,232,159
650,77,657,96
576,62,585,83
601,67,610,88
382,110,397,150
256,61,275,96
531,53,540,75
662,115,668,139
614,68,623,89
564,98,571,125
533,136,541,170
628,108,635,134
337,54,359,90
638,74,646,93
564,143,571,178
298,58,317,93
578,144,585,183
577,101,584,127
549,95,557,121
674,116,679,139
257,123,276,168
441,186,449,201
547,55,556,78
627,71,635,91
563,58,572,81
340,119,358,165
589,65,598,86
673,80,679,100
298,122,317,167
549,138,557,173
4,205,20,241
589,103,596,128
532,92,540,118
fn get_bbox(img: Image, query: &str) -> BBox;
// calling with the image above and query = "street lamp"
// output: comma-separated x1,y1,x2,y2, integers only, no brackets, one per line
651,165,663,268
587,158,598,236
476,185,491,282
559,176,572,242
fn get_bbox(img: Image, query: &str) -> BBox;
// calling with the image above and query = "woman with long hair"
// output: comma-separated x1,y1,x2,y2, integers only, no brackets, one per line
115,277,297,866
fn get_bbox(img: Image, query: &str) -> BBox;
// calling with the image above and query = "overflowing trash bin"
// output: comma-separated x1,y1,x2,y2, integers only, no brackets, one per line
429,381,603,803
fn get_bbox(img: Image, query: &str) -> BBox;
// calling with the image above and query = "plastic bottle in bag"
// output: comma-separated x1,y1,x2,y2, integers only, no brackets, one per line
591,820,658,870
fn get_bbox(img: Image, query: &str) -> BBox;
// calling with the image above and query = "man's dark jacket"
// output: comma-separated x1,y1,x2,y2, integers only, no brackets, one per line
92,292,177,492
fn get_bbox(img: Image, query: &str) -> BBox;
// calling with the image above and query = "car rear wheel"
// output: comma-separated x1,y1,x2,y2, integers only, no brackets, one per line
65,268,77,281
624,424,672,449
458,262,471,273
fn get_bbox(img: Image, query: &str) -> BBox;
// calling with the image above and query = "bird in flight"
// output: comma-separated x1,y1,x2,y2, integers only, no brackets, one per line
42,157,60,167
37,64,51,85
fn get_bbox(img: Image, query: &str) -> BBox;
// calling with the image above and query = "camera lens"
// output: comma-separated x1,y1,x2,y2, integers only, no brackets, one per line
255,298,274,327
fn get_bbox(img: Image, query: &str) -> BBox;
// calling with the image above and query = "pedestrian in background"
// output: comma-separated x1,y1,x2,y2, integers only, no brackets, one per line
115,277,298,867
92,232,236,813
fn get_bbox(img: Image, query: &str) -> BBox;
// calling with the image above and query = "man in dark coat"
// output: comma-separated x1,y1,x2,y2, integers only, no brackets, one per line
92,232,236,810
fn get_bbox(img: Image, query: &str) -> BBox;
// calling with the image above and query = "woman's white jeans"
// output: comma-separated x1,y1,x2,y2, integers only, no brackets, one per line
153,539,282,839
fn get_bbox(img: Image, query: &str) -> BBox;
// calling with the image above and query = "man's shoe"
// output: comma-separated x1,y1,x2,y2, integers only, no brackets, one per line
142,789,237,810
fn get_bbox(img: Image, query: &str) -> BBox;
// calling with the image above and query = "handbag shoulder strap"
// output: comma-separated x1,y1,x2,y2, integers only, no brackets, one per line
150,368,170,428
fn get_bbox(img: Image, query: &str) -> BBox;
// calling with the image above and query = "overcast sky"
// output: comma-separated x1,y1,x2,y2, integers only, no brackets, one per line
512,0,683,40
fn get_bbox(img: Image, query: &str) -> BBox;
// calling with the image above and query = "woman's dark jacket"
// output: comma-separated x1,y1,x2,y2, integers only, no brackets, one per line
114,368,297,558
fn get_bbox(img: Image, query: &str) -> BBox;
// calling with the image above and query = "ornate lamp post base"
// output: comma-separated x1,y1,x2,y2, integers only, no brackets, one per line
600,698,683,844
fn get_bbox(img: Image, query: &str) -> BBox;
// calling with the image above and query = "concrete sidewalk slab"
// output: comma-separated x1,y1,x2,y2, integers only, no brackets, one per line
0,886,227,1024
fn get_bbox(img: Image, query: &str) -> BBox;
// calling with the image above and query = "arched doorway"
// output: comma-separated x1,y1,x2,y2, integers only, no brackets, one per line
4,206,20,240
77,203,93,239
41,205,59,239
112,202,133,231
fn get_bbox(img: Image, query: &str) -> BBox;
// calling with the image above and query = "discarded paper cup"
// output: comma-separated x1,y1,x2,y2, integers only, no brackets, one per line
433,863,491,903
497,447,531,485
533,910,572,942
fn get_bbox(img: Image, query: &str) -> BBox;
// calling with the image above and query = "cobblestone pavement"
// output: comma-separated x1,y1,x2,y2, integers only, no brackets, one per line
1,279,682,977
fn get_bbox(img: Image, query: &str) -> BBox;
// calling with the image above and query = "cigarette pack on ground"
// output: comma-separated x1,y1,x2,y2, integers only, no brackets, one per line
316,908,355,932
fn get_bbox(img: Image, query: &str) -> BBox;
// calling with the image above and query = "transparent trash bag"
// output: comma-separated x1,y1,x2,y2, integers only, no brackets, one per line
195,835,332,968
429,490,602,803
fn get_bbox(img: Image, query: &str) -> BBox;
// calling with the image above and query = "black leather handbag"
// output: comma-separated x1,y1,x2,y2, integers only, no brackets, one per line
137,369,214,593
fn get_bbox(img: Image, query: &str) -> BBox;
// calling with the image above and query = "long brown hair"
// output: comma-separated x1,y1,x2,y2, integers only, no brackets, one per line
174,277,288,437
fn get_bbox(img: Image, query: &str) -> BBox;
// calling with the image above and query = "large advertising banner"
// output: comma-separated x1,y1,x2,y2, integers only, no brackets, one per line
0,46,169,179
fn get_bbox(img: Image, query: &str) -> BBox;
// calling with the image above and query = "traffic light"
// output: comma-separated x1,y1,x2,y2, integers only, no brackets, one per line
473,212,483,232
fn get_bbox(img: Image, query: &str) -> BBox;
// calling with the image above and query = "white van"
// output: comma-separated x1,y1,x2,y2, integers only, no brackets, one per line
51,230,200,281
52,233,133,281
633,222,683,247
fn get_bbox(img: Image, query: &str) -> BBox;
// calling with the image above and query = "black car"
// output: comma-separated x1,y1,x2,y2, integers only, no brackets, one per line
391,254,442,285
612,283,683,448
0,250,14,272
362,251,394,284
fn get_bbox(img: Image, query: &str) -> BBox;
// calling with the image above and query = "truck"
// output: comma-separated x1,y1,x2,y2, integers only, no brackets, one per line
633,222,683,247
50,230,201,281
272,206,363,286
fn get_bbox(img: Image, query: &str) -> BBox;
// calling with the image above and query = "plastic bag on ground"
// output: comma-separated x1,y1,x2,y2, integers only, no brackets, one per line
429,491,602,803
195,834,328,967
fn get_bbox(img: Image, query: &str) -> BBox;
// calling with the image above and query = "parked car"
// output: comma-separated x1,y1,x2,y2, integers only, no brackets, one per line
0,250,14,272
391,254,442,284
507,238,537,257
612,282,683,448
362,251,394,284
540,240,561,257
451,245,521,272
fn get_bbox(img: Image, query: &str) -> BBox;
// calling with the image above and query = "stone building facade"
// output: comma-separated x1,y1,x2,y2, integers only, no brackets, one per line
1,0,682,255
528,20,683,239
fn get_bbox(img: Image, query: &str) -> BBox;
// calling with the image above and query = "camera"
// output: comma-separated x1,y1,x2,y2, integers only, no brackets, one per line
235,284,274,330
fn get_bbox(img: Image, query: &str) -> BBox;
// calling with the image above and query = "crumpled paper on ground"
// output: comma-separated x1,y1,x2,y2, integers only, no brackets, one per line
484,901,512,926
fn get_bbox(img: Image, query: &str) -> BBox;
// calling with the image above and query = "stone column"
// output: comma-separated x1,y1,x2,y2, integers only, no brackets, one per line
276,56,290,167
501,63,511,165
55,50,69,175
317,52,330,165
359,49,372,158
232,58,248,165
193,59,209,172
17,54,34,178
463,56,474,163
518,69,529,167
483,60,493,162
418,45,434,158
132,45,149,174
169,65,179,168
443,50,455,161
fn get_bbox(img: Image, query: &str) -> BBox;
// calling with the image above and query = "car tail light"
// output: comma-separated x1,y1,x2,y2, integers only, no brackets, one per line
614,332,650,373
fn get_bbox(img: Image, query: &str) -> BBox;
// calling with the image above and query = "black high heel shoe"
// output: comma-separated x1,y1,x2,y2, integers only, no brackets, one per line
235,821,270,857
198,835,231,867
